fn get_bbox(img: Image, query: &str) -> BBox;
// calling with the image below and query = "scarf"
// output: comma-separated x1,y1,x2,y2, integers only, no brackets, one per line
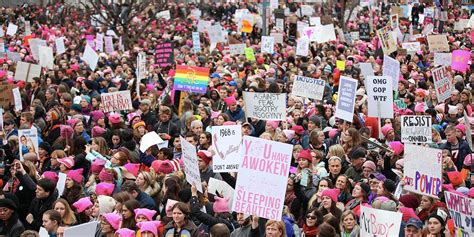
302,224,318,237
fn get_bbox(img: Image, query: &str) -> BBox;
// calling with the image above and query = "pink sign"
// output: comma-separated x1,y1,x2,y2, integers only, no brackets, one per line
451,50,471,73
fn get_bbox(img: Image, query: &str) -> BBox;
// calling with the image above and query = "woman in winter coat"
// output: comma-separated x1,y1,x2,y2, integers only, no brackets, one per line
163,202,205,237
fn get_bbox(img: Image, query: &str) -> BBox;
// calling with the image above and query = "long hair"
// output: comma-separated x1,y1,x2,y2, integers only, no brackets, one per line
53,198,77,226
63,181,83,205
120,200,140,230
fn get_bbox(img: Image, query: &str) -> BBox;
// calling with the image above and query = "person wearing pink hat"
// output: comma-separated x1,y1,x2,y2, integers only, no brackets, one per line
73,196,94,221
134,208,157,222
96,182,115,196
362,160,376,179
64,168,84,205
320,188,342,220
265,120,279,139
223,95,245,123
102,213,122,235
115,228,136,237
58,156,75,173
381,124,395,143
297,149,312,171
137,221,161,237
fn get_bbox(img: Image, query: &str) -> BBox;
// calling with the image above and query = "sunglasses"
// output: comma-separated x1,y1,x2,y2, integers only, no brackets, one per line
306,215,317,220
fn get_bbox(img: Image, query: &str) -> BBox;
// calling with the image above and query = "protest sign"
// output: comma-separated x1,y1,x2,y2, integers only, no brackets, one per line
360,206,402,237
261,36,275,54
434,53,452,66
12,88,22,112
244,47,256,61
104,36,114,54
335,77,358,122
212,125,242,172
336,60,345,71
15,62,41,82
83,45,99,71
208,25,225,44
401,115,432,143
95,33,104,52
38,46,54,70
55,37,66,55
292,75,325,100
139,132,165,152
366,76,394,118
136,52,146,82
452,50,471,73
395,99,407,110
173,65,210,94
192,32,201,53
0,84,15,109
432,66,453,102
275,18,284,31
64,221,98,237
296,38,309,56
404,144,442,198
401,42,421,53
229,44,245,55
444,191,474,236
208,177,235,209
241,13,254,33
29,38,47,60
422,23,434,36
24,21,31,36
390,14,399,29
100,91,133,113
57,172,67,196
377,26,397,55
156,10,171,20
18,128,39,162
359,63,375,79
359,23,370,41
6,23,18,36
315,24,337,43
350,31,360,41
270,33,283,44
155,42,174,67
7,52,21,62
309,17,321,26
383,55,400,88
427,35,449,52
232,136,292,220
243,92,286,121
180,136,202,192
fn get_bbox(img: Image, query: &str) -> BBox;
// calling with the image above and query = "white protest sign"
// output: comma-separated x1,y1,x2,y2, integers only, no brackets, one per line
104,36,114,54
208,25,225,44
180,136,202,192
359,63,375,80
315,24,337,43
100,91,133,112
29,38,47,60
55,37,66,55
95,33,104,52
192,32,201,53
243,92,287,121
191,9,202,19
18,128,38,161
402,42,421,53
197,20,211,33
24,21,31,36
208,177,235,209
432,66,453,102
229,44,245,55
39,227,48,237
212,125,242,172
14,62,41,82
366,76,394,118
6,23,18,36
401,115,432,143
83,45,99,71
232,136,292,221
64,221,98,237
139,131,164,152
57,172,67,196
383,55,400,89
292,76,325,100
335,76,358,122
275,18,284,31
137,52,146,81
38,46,54,70
296,38,309,57
12,88,22,112
270,33,283,44
360,206,402,237
309,17,321,26
444,191,474,236
156,10,171,20
0,28,3,38
261,36,275,54
404,144,442,198
434,53,452,67
350,31,360,40
377,26,397,55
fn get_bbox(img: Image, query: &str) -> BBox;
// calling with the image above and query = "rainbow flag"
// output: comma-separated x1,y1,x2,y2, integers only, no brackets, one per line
173,65,210,94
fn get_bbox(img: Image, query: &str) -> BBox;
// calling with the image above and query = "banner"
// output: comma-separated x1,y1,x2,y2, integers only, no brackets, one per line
212,125,242,172
377,26,397,55
434,53,452,67
335,76,358,123
366,76,394,118
229,44,245,55
243,92,286,121
292,75,325,100
232,136,292,220
173,65,210,94
432,66,453,102
192,32,201,53
100,91,133,112
452,50,471,73
155,42,174,67
383,55,400,88
427,35,449,52
360,206,402,237
180,136,202,192
261,36,275,54
444,191,474,236
404,144,442,198
18,129,39,162
401,115,432,143
296,38,309,56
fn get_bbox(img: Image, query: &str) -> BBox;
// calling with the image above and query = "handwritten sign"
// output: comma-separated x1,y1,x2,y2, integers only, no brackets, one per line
38,46,54,70
383,55,400,88
360,206,402,237
427,35,449,52
29,39,47,60
12,88,22,112
229,44,245,55
55,37,66,55
296,38,309,56
244,47,256,61
270,33,283,44
434,53,452,67
359,23,370,41
192,32,201,53
404,144,442,198
452,50,471,73
104,36,114,54
292,76,325,100
261,36,274,54
155,42,174,67
401,42,421,53
401,115,432,143
173,65,210,94
6,23,18,36
444,191,474,236
335,77,358,123
367,76,394,118
243,92,286,121
14,62,41,82
180,136,202,192
100,91,133,113
432,66,453,102
232,136,292,221
377,26,397,55
212,125,242,172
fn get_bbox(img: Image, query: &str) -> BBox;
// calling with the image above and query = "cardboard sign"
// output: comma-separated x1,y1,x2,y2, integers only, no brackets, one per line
192,32,201,53
261,36,275,54
275,18,284,31
0,84,15,109
359,63,375,81
403,144,442,198
208,25,225,44
180,136,202,192
401,115,432,143
100,91,133,112
383,55,400,88
55,37,66,55
212,125,243,172
83,45,99,71
38,46,54,70
359,23,371,41
14,62,41,82
296,38,309,56
377,26,397,55
18,129,39,162
243,92,286,121
360,206,402,237
229,44,245,55
366,76,394,118
232,136,292,221
173,65,210,94
452,49,471,73
444,191,474,236
335,76,358,122
292,76,325,100
427,35,449,52
432,66,453,102
315,24,337,43
433,53,452,67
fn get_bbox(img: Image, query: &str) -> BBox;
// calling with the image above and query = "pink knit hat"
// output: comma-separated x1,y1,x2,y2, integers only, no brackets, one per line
90,111,105,122
91,126,106,137
124,163,140,177
134,208,157,221
96,182,115,196
127,112,141,124
211,111,220,119
67,168,84,183
136,221,161,237
223,121,237,126
329,128,338,139
115,228,135,237
73,197,93,213
151,160,174,174
381,124,393,137
58,157,75,169
60,125,74,139
282,129,295,141
223,96,237,106
389,142,404,156
456,124,466,136
103,213,122,230
266,120,279,129
99,169,114,182
213,196,230,213
42,171,59,183
108,113,121,124
320,188,340,203
415,103,425,113
91,159,106,174
67,118,79,128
